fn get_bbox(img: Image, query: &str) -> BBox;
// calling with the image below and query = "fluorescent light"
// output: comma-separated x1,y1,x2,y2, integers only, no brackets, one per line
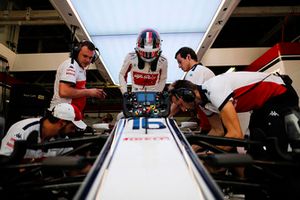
71,0,222,35
62,0,225,84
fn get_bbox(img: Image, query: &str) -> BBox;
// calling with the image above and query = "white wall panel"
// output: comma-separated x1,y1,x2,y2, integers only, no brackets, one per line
5,47,269,72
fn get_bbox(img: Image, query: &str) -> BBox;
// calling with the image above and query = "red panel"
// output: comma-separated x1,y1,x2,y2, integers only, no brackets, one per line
244,42,300,72
0,72,23,85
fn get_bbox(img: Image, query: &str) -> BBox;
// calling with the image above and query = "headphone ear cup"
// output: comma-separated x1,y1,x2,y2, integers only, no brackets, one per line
91,54,96,63
183,90,195,102
175,88,195,102
91,48,99,63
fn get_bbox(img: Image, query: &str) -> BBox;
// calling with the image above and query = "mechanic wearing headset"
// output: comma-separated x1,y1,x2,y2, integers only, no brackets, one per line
50,40,106,114
169,71,299,158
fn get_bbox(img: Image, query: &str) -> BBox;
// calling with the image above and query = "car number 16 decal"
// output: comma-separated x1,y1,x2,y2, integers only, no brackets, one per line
132,118,166,129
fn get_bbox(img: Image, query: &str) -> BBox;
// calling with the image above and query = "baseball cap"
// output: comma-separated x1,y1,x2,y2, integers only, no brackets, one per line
52,103,87,130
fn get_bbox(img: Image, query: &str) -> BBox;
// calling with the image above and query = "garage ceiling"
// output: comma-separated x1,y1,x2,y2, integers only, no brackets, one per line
0,0,298,51
50,0,240,85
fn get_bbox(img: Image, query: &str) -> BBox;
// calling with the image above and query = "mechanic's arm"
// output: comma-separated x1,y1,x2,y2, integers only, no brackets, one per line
220,101,243,139
218,101,244,151
207,113,225,137
59,82,106,99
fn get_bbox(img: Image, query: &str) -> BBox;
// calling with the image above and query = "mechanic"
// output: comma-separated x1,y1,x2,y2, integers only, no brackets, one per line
169,71,299,157
0,103,86,159
50,40,106,114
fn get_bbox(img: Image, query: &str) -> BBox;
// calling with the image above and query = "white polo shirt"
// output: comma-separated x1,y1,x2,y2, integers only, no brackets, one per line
201,72,286,113
50,58,87,112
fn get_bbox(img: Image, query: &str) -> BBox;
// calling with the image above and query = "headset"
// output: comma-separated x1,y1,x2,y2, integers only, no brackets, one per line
170,88,196,103
70,40,99,64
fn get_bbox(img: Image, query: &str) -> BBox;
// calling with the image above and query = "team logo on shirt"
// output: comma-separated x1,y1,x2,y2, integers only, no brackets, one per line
66,67,75,76
15,133,22,138
132,71,158,86
269,111,280,117
6,137,16,148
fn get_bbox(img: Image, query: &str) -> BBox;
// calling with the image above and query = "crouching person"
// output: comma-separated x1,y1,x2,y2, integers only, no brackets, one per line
0,103,86,160
169,72,299,157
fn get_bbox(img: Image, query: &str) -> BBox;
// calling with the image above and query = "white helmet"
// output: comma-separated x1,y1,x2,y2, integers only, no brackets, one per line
135,28,161,62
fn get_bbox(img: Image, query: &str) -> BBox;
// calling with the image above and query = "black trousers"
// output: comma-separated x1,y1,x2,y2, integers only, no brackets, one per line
248,83,299,159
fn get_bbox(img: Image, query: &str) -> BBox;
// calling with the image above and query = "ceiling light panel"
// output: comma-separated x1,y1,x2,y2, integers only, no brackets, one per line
67,0,223,84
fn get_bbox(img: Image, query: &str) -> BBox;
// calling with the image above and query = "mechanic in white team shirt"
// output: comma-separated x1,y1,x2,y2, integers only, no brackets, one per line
176,47,215,85
119,28,168,94
50,40,106,114
0,103,86,159
169,72,299,155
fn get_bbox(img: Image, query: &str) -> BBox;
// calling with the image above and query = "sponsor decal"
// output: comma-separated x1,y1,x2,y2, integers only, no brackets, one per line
6,142,14,148
123,136,169,141
269,110,280,117
133,118,166,129
66,68,75,76
132,71,158,86
66,71,75,76
67,67,75,71
6,137,16,148
66,72,75,76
